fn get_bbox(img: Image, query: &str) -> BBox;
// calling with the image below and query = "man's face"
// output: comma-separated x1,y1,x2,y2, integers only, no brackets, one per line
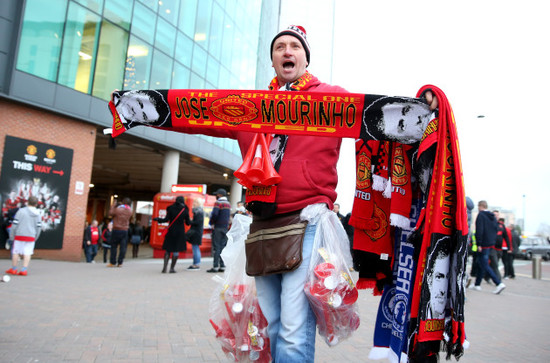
333,204,340,213
272,35,308,86
118,91,160,123
430,255,449,318
381,103,431,143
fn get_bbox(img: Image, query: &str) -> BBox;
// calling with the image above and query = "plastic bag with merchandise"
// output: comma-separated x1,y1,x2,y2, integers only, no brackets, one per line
209,214,272,362
301,204,361,346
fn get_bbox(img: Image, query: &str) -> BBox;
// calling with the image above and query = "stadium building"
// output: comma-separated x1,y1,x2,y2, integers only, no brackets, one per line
0,0,280,261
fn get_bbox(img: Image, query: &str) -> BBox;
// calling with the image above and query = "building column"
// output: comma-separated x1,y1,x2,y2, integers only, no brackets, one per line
229,178,243,208
160,150,180,193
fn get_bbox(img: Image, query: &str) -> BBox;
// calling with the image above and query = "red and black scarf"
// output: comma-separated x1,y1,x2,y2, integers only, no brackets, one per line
407,85,468,362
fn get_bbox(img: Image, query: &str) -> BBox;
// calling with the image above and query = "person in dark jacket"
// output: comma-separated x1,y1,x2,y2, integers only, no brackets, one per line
207,188,231,273
129,220,144,258
108,197,133,267
83,220,100,263
101,221,113,263
187,198,204,270
471,200,506,294
154,196,190,273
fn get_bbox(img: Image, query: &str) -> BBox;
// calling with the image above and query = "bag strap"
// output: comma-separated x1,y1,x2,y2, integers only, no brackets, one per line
166,206,185,231
245,221,307,244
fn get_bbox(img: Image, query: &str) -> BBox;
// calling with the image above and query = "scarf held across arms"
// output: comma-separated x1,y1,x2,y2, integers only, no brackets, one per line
107,84,467,361
108,82,428,203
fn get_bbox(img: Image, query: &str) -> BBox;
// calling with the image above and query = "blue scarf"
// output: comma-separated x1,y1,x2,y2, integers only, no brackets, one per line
369,196,422,362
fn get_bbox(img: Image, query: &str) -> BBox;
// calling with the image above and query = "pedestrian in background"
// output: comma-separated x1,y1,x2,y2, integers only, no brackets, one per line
101,221,113,263
207,188,230,273
0,209,9,251
108,197,132,267
465,196,479,287
5,196,41,276
510,223,521,263
333,203,344,222
129,220,144,258
470,200,506,294
491,210,506,282
154,196,190,273
84,219,100,263
187,198,204,270
501,221,515,279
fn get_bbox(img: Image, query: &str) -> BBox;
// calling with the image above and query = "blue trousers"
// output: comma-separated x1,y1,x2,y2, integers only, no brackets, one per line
110,230,128,265
255,223,317,363
85,244,98,262
192,244,201,265
211,226,228,268
475,247,501,286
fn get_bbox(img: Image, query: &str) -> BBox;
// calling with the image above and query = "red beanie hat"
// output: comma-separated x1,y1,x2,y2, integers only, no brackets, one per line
270,25,311,65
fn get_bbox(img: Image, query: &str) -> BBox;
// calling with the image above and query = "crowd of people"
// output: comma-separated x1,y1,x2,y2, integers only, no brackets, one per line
76,192,247,275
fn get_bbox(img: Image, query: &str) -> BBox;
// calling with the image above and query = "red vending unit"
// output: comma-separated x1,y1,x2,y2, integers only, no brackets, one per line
150,186,217,259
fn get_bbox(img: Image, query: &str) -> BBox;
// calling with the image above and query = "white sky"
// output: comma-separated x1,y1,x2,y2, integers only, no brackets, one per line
279,0,550,233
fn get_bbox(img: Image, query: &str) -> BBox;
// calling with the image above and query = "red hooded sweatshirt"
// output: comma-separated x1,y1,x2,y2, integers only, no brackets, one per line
176,73,347,215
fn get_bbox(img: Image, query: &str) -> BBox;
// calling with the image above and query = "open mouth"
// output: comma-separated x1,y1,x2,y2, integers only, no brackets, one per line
283,61,295,69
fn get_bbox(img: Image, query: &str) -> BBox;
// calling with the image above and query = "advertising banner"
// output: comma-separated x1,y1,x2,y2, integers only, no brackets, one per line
1,135,73,249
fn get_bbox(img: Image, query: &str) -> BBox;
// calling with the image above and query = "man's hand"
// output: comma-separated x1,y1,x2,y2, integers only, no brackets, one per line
424,90,439,110
111,89,119,103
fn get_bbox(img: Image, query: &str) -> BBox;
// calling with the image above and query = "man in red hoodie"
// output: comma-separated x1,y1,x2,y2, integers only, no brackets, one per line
110,25,439,362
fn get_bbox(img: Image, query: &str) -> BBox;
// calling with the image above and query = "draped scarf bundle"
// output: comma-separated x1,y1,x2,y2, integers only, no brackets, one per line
349,94,430,296
106,84,468,361
406,85,468,362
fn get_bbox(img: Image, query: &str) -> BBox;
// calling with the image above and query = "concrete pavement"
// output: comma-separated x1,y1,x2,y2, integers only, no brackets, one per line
1,249,549,362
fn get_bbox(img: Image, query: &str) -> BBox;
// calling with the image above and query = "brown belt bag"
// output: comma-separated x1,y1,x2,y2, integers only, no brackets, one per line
245,212,308,276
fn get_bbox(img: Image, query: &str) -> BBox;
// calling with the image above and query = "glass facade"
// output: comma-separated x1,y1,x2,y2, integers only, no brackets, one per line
16,0,67,82
16,0,278,156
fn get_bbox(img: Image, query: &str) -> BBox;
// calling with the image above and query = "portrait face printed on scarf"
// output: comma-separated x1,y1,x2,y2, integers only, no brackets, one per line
113,90,171,128
271,35,308,86
115,90,160,123
379,102,431,144
428,250,450,319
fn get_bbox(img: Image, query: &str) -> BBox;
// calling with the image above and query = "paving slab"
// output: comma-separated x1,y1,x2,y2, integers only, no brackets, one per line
1,253,549,362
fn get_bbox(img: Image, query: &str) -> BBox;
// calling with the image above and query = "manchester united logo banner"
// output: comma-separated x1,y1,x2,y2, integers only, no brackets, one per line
0,135,73,249
108,89,432,143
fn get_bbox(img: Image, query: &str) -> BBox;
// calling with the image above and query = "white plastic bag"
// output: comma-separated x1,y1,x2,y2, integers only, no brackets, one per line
209,214,272,362
301,204,360,346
